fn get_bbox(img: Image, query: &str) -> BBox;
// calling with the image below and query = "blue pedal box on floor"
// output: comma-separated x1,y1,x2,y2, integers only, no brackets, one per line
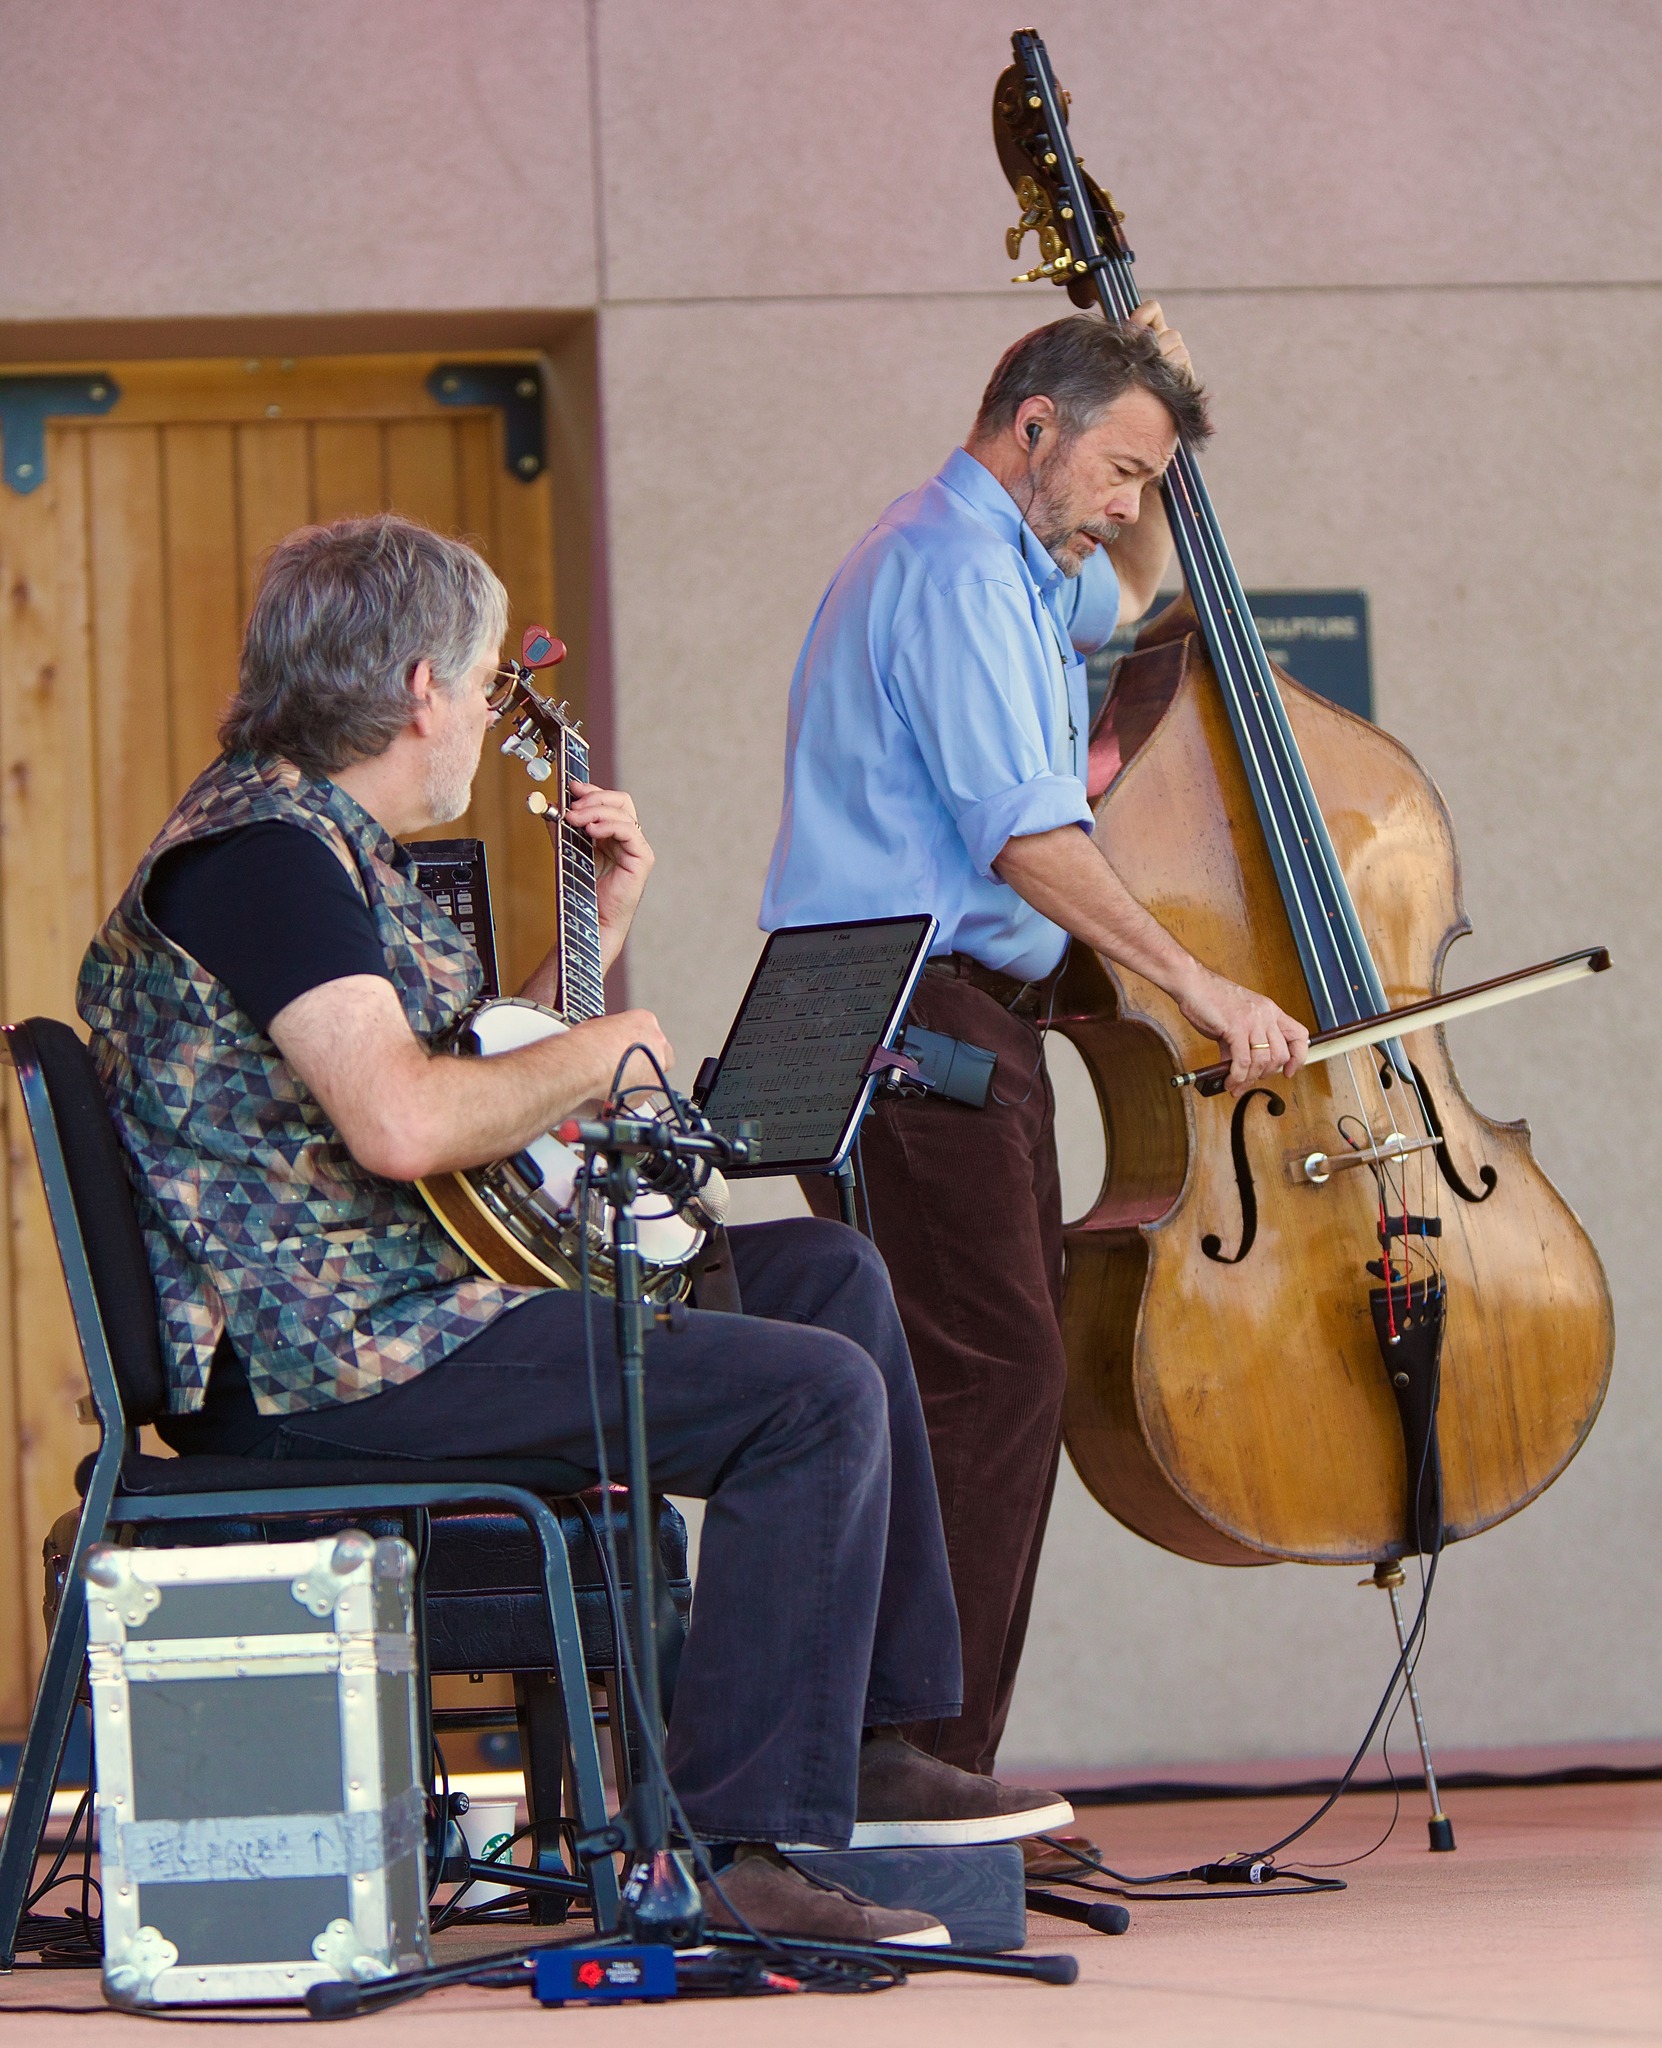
533,1946,679,2005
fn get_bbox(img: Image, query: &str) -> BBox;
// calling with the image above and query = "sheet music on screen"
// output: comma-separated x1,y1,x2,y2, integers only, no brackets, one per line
702,917,934,1172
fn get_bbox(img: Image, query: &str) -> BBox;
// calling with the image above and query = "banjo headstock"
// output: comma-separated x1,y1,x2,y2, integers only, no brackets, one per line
490,623,575,789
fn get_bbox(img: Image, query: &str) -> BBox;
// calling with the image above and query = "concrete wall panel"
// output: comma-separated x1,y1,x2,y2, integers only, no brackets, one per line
598,0,1662,301
0,0,598,317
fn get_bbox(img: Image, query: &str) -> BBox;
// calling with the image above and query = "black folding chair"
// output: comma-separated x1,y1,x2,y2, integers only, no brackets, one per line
0,1017,634,1963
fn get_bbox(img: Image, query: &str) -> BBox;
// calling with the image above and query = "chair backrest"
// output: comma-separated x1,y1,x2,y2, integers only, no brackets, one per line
6,1018,169,1428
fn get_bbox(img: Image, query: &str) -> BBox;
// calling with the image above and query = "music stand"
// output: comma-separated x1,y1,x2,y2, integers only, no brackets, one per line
694,916,937,1220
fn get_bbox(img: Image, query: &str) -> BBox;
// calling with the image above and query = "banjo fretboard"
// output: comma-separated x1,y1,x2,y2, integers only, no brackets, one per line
557,724,605,1022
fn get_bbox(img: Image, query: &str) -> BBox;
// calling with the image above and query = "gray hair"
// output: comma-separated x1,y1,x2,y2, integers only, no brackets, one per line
220,514,509,777
972,314,1212,451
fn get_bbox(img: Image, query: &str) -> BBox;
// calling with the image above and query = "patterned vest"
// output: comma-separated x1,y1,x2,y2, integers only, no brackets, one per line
77,752,528,1416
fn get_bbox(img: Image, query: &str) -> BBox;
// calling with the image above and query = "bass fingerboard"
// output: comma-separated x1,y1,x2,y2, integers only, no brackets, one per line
557,724,605,1022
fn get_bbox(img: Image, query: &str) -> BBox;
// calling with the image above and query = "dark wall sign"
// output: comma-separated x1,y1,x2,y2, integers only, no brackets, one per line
1086,588,1373,730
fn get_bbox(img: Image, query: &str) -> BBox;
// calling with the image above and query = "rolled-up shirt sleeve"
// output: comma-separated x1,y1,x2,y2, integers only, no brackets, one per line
887,572,1093,878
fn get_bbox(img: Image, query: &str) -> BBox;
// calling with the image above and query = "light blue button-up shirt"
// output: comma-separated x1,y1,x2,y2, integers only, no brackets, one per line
761,446,1120,981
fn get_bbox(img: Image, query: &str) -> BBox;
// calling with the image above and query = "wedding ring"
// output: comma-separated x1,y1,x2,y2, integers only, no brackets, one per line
1249,1040,1271,1049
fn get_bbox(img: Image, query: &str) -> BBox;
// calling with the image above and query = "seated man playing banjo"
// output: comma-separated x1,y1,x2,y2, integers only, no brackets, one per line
76,513,1072,1945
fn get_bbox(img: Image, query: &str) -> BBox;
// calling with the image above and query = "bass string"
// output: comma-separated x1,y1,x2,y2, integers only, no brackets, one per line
1035,159,1411,1179
1175,531,1423,1164
1090,261,1369,1031
1021,48,1377,1034
1005,118,1387,1137
1167,481,1450,1212
1156,422,1449,1197
1091,250,1443,1201
1092,256,1377,1011
1173,428,1389,1013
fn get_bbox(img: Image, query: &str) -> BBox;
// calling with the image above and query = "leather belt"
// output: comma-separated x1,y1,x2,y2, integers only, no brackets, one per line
924,952,1049,1021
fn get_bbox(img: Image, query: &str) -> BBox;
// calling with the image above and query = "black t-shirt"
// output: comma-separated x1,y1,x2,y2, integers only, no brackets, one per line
145,820,392,1455
145,820,390,1031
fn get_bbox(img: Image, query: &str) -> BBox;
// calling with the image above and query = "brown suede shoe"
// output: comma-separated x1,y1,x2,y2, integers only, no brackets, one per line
844,1729,1074,1848
698,1844,949,1946
1022,1831,1103,1881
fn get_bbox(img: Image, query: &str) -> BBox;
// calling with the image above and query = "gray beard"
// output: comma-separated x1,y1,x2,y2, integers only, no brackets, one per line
423,732,478,824
1046,521,1120,578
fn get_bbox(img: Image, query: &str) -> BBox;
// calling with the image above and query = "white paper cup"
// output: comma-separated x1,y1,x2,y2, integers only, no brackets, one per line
456,1798,520,1903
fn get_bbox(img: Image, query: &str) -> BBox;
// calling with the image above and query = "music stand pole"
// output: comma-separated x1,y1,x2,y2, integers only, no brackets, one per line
831,1155,860,1232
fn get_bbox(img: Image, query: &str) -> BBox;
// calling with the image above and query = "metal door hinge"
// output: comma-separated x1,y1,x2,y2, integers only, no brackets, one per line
427,362,546,479
0,374,121,493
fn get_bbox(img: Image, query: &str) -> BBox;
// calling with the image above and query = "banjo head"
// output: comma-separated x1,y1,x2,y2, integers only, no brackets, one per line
448,999,707,1279
461,997,570,1054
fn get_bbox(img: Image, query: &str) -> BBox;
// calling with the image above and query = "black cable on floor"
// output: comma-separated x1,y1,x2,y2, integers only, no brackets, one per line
11,1786,104,1963
1059,1760,1662,1807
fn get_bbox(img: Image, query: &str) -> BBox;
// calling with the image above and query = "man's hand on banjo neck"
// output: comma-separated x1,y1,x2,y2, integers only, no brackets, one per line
519,775,656,1001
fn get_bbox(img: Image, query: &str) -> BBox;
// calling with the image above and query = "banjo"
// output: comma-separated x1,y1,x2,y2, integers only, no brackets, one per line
415,627,727,1299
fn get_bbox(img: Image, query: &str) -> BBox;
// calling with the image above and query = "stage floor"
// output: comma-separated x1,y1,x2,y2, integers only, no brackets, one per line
2,1778,1658,2043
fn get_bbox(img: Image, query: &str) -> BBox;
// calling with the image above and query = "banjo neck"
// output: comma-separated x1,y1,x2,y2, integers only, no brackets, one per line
552,719,605,1023
416,624,712,1302
491,624,606,1024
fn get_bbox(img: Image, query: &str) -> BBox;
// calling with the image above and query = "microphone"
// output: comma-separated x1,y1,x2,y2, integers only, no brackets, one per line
639,1150,732,1225
555,1116,751,1168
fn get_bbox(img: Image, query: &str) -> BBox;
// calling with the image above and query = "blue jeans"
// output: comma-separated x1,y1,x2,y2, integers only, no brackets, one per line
260,1218,963,1845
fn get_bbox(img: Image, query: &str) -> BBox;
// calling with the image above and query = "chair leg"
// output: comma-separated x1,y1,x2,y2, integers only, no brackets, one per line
599,1671,634,1802
523,1500,620,1934
513,1672,575,1927
0,1573,90,1968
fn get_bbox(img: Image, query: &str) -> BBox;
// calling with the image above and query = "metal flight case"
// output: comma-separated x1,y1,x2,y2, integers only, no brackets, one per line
86,1530,430,2007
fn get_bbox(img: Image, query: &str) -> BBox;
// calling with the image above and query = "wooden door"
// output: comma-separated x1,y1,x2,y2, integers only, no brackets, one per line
0,353,566,1726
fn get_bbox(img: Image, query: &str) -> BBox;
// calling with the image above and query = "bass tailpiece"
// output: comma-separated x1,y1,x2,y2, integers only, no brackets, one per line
1368,1273,1446,1555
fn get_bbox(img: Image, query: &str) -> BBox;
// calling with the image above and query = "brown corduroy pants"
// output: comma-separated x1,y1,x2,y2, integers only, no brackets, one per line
803,970,1066,1775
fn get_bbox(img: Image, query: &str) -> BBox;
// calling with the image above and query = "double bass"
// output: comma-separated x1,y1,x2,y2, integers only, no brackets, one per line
993,31,1614,1566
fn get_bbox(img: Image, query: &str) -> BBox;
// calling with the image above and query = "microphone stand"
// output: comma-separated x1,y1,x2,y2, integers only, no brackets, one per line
556,1109,757,1939
544,1112,1080,1991
590,1129,707,1945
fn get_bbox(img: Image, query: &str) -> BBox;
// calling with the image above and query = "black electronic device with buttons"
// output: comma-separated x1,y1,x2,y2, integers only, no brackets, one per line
411,839,501,999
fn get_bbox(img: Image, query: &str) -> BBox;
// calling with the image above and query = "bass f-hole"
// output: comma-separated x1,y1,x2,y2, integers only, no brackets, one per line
1409,1061,1499,1205
1200,1088,1285,1266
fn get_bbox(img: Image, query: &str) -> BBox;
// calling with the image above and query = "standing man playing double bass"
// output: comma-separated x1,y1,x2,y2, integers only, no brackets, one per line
761,309,1308,1856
